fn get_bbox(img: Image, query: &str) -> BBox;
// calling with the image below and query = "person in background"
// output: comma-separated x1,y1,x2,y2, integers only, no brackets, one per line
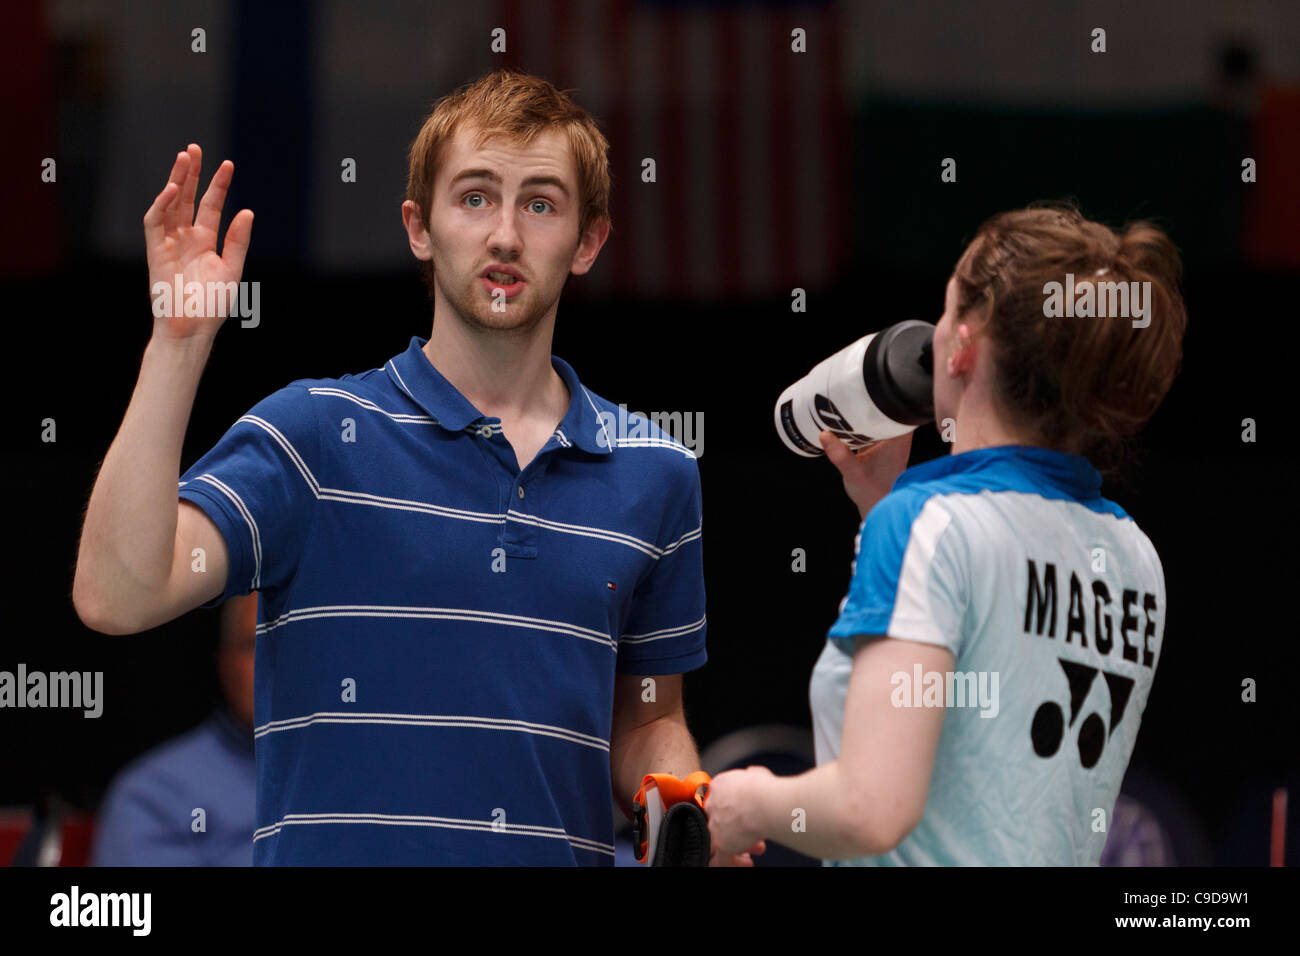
91,592,256,865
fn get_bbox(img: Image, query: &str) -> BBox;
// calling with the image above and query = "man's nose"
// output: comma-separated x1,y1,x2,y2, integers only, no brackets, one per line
487,203,523,255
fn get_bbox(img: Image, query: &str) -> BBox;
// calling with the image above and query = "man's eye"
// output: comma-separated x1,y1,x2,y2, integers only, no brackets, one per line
464,193,485,208
529,199,553,214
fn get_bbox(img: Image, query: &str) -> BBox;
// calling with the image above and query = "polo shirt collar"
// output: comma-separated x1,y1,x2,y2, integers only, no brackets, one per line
386,336,612,455
551,354,615,455
894,443,1103,501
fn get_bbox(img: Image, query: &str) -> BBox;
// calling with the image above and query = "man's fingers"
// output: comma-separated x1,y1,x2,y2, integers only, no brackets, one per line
143,181,179,254
195,159,234,235
178,143,202,227
221,209,254,277
160,151,190,236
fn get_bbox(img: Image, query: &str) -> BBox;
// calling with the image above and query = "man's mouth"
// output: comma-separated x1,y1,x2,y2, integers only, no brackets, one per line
481,272,525,299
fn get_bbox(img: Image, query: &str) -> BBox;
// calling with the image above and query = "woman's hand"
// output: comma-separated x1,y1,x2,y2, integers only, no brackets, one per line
705,766,774,863
819,430,913,520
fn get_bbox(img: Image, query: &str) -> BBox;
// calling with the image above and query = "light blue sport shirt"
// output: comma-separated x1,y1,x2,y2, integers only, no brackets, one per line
812,445,1165,865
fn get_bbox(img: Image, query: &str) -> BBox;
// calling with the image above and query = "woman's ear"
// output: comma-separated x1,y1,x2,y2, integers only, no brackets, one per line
946,324,972,376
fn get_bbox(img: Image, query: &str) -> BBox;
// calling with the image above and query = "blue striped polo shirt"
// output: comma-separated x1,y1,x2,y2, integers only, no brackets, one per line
176,336,707,865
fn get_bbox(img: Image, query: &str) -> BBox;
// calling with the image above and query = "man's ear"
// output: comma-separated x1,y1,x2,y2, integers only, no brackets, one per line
570,216,611,277
402,200,433,261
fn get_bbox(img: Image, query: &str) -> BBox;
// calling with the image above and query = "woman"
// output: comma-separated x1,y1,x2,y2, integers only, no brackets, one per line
706,202,1187,865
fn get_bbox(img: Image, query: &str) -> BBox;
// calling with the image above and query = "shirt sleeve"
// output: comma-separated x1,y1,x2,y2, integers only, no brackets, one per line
177,384,320,609
827,490,969,657
616,454,707,675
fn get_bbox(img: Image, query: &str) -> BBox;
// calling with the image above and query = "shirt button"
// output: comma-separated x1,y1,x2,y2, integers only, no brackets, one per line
478,425,492,438
517,486,525,499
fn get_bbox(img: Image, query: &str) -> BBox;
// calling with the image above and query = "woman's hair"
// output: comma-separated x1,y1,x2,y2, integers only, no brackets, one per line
405,69,613,301
952,200,1188,475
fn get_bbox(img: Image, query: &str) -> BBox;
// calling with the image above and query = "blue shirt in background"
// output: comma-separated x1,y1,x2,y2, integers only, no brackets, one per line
91,705,255,866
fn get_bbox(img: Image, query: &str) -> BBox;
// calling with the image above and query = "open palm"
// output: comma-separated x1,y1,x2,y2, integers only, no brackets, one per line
143,143,254,340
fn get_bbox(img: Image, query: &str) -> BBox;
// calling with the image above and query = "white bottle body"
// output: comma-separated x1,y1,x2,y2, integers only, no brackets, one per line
775,324,933,457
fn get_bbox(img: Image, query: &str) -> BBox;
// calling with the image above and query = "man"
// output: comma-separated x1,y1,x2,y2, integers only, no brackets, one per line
73,69,760,865
91,593,257,866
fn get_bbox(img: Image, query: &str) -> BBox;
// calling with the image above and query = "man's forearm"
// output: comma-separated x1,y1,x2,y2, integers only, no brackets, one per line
610,713,700,821
73,332,213,628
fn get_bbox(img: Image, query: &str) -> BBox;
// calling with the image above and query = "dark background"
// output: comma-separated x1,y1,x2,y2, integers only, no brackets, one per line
3,0,1297,864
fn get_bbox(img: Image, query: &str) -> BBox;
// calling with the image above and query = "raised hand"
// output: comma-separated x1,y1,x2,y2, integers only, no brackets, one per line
142,144,254,341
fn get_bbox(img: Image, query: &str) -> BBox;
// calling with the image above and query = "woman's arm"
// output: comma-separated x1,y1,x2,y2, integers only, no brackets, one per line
707,635,951,860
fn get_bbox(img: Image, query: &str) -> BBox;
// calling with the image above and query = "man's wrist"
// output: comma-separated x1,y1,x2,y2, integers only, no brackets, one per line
146,328,216,367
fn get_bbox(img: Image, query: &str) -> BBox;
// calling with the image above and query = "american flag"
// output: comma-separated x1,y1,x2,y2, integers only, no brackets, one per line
494,0,852,300
17,0,852,295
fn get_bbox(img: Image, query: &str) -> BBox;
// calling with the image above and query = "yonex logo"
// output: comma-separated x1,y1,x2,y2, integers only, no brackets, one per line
1031,659,1136,769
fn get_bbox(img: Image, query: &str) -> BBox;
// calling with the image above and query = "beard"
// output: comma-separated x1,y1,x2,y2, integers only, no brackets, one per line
440,272,555,337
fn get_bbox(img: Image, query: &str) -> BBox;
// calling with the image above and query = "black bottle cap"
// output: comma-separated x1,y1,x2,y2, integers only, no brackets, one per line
862,320,935,426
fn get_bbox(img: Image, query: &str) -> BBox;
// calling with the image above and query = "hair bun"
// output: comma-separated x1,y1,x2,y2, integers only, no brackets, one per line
952,203,1188,475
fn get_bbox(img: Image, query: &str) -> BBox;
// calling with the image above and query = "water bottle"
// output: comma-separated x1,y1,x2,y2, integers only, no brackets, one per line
774,320,935,457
